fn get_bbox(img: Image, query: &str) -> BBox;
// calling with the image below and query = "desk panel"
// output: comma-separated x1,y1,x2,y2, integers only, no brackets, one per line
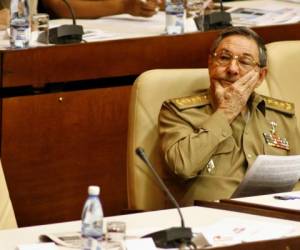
1,86,130,226
2,23,300,88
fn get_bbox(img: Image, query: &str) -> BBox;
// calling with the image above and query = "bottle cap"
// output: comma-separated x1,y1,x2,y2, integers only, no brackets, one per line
88,185,100,195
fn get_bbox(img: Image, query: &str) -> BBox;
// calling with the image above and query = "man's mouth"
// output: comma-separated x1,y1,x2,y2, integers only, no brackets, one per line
219,79,234,87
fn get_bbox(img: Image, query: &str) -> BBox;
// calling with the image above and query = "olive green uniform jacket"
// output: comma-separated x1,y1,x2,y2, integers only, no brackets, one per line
159,90,300,204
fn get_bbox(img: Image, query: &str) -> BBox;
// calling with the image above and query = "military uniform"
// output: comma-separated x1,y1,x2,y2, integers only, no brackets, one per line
159,89,300,204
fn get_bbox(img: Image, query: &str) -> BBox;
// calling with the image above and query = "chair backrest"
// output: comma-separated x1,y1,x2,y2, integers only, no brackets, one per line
265,40,300,125
127,40,300,211
127,69,211,210
0,160,17,229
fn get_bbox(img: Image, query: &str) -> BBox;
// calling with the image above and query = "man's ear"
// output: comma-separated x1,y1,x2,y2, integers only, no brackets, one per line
208,55,213,66
208,55,214,75
255,67,268,88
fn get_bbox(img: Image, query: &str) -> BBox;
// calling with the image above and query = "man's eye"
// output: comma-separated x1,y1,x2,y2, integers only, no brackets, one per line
239,57,254,66
219,54,231,61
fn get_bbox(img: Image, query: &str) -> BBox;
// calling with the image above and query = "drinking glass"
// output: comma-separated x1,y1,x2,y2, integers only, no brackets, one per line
31,13,49,43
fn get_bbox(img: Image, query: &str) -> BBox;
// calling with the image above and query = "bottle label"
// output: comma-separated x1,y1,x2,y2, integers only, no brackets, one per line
10,3,31,49
10,24,30,48
11,26,30,40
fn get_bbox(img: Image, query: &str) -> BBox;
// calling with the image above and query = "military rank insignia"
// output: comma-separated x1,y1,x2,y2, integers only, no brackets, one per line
206,159,215,174
263,121,290,151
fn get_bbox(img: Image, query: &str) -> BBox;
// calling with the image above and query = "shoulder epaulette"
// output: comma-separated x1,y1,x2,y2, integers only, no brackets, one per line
262,95,295,115
169,90,210,110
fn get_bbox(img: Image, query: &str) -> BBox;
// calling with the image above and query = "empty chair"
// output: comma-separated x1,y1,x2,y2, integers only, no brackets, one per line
0,160,17,229
265,40,300,128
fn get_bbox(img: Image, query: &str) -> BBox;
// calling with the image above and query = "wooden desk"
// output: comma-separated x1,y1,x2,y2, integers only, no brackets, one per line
196,191,300,222
3,207,300,250
196,199,300,222
1,23,300,227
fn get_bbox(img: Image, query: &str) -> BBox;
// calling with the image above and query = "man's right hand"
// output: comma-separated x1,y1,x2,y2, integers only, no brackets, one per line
124,0,161,17
214,69,260,123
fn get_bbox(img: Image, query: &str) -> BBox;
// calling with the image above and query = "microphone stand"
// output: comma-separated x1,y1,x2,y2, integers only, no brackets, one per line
38,0,83,44
62,0,77,26
194,0,232,31
135,147,193,248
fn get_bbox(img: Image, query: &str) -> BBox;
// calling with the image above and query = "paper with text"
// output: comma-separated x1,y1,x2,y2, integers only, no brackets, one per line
193,217,295,247
228,7,300,26
231,155,300,198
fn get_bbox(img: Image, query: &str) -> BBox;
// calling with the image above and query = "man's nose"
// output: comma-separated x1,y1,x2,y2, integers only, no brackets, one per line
226,58,240,75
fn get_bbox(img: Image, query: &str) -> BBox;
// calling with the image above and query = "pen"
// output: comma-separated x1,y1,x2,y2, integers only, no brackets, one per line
273,195,300,200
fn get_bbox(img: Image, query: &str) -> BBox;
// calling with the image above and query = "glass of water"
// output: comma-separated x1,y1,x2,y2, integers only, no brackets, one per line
165,0,185,35
31,13,49,43
106,221,126,242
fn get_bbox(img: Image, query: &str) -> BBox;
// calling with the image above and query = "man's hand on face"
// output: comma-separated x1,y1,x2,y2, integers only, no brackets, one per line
214,69,260,123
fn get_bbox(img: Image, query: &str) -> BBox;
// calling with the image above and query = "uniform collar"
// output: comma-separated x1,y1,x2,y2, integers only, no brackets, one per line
249,92,266,116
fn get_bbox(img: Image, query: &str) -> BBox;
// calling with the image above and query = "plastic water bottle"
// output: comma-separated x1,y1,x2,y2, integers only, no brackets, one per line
165,0,185,35
10,0,31,48
81,186,104,250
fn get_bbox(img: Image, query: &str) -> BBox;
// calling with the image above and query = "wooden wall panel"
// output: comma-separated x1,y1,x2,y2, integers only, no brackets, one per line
1,86,130,226
2,23,300,88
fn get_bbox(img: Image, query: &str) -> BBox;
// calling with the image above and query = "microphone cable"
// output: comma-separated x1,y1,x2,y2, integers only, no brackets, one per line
61,0,77,25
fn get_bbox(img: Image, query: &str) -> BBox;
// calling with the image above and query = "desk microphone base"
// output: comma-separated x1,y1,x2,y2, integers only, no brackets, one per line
142,227,193,248
38,24,83,44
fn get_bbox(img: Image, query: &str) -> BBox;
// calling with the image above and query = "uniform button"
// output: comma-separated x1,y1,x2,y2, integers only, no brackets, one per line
244,130,248,135
194,128,200,133
247,153,252,158
222,131,227,137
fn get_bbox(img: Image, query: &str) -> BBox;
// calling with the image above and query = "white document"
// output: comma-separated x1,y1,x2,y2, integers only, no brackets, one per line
17,243,58,250
231,155,300,198
125,238,156,250
40,231,129,249
228,7,300,26
193,217,295,247
277,0,300,3
82,29,116,42
39,232,82,248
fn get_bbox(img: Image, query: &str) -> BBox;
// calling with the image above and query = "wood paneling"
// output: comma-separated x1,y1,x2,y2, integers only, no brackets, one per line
2,23,300,88
1,86,130,226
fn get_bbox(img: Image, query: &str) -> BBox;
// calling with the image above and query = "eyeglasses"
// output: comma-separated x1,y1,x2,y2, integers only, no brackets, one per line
212,51,260,71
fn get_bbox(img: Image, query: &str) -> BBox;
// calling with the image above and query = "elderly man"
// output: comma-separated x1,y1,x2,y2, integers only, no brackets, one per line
159,26,300,203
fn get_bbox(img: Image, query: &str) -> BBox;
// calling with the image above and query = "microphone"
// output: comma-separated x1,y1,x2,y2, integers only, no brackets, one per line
38,0,83,44
135,147,193,248
194,0,232,31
